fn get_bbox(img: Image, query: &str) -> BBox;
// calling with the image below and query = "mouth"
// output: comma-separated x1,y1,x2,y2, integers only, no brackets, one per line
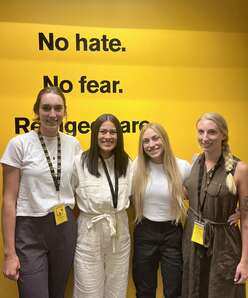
46,120,58,126
200,142,212,149
100,141,115,146
148,148,160,154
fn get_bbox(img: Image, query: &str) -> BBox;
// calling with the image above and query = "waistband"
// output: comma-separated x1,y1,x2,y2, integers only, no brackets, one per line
79,210,126,253
188,207,228,225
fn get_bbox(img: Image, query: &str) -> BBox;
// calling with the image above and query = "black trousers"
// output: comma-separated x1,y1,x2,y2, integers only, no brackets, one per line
133,218,183,298
15,207,77,298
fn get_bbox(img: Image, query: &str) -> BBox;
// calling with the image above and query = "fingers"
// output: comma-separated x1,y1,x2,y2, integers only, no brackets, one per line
3,269,19,281
3,255,21,281
227,215,239,226
234,270,248,284
234,270,240,283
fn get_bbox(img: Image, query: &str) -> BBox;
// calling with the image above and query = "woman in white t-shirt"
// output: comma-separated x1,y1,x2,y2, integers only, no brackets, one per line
132,122,191,298
73,113,132,298
1,87,81,298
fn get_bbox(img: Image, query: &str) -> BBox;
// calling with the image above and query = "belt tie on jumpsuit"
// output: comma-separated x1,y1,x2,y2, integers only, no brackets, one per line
86,212,120,253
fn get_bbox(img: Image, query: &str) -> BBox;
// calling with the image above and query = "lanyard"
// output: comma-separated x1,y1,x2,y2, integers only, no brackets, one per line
100,156,119,209
37,131,61,192
197,154,222,215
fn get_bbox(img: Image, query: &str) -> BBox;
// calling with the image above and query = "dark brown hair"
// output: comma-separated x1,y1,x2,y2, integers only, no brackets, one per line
82,114,129,177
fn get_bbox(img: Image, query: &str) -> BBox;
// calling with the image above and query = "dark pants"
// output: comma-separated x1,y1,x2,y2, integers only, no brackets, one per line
133,218,183,298
15,207,77,298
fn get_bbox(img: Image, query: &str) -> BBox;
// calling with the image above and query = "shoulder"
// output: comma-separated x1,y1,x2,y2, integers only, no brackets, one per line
60,132,79,144
176,157,192,180
6,131,35,147
236,161,248,177
176,157,191,170
60,132,81,152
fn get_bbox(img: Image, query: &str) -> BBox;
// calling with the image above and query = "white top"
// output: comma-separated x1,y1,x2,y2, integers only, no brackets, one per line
73,154,133,214
0,130,81,216
143,158,191,222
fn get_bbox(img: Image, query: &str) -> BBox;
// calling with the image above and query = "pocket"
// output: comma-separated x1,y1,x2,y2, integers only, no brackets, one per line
206,181,222,197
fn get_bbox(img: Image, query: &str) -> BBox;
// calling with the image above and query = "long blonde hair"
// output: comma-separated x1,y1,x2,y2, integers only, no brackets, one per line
132,123,186,223
197,112,237,194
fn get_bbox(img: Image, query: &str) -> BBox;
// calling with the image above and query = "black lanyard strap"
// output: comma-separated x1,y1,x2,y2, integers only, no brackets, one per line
100,156,119,209
197,154,222,215
38,131,61,192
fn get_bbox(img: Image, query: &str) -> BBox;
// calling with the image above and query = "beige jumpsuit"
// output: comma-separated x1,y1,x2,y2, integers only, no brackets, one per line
73,155,132,298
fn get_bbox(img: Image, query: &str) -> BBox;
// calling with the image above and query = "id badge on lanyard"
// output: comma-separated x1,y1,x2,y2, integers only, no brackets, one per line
53,203,68,225
191,220,205,246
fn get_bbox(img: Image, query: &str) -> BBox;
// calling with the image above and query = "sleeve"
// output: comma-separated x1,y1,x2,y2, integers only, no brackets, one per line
0,137,23,168
128,158,138,201
181,160,192,182
74,138,82,155
127,159,134,198
71,154,81,192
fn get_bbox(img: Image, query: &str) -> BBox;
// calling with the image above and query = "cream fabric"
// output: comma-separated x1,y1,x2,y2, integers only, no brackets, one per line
73,155,132,298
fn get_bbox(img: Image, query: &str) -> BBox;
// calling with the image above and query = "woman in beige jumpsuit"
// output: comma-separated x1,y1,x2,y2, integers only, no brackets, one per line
73,114,132,298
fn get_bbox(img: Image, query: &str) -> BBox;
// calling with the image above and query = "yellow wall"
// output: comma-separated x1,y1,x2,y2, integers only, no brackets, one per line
1,1,248,297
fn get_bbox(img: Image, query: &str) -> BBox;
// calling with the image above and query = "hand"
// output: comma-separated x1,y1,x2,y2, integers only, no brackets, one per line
3,254,20,281
228,208,240,226
234,261,248,284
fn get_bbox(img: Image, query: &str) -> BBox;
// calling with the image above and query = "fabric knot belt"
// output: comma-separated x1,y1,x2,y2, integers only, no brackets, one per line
188,207,227,226
86,213,117,237
85,211,125,253
188,207,228,255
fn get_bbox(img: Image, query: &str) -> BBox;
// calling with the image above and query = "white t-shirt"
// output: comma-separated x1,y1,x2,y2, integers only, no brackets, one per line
143,158,191,222
73,154,133,214
1,130,81,216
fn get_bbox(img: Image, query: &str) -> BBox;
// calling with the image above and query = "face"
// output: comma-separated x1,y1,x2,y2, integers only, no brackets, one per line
38,92,65,136
142,128,164,163
98,121,118,158
197,119,225,154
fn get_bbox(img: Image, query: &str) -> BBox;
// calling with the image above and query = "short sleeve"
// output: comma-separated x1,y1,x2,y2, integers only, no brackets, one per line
177,158,192,182
0,137,23,168
74,139,82,156
71,153,81,191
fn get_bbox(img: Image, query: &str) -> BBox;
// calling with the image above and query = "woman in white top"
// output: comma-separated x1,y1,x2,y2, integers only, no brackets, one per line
73,113,132,298
1,87,81,298
132,122,191,298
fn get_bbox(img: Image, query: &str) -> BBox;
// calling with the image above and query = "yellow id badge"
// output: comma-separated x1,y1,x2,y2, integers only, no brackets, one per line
191,221,204,245
53,204,68,225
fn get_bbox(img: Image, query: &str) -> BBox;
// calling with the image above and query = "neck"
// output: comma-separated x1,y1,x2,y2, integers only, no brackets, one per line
39,127,58,137
204,149,222,170
150,158,163,164
100,151,113,159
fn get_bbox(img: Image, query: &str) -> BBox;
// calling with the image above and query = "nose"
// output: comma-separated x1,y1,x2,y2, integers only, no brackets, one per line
201,132,209,141
103,132,113,140
48,108,57,118
147,140,156,148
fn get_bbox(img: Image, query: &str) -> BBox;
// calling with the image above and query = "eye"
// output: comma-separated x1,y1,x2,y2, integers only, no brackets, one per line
208,129,217,135
99,129,108,135
41,104,51,112
152,135,160,141
109,129,117,135
54,105,64,112
142,138,149,145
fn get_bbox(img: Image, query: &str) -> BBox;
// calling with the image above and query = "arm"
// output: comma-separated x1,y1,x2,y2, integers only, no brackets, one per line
1,164,21,280
234,161,248,284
